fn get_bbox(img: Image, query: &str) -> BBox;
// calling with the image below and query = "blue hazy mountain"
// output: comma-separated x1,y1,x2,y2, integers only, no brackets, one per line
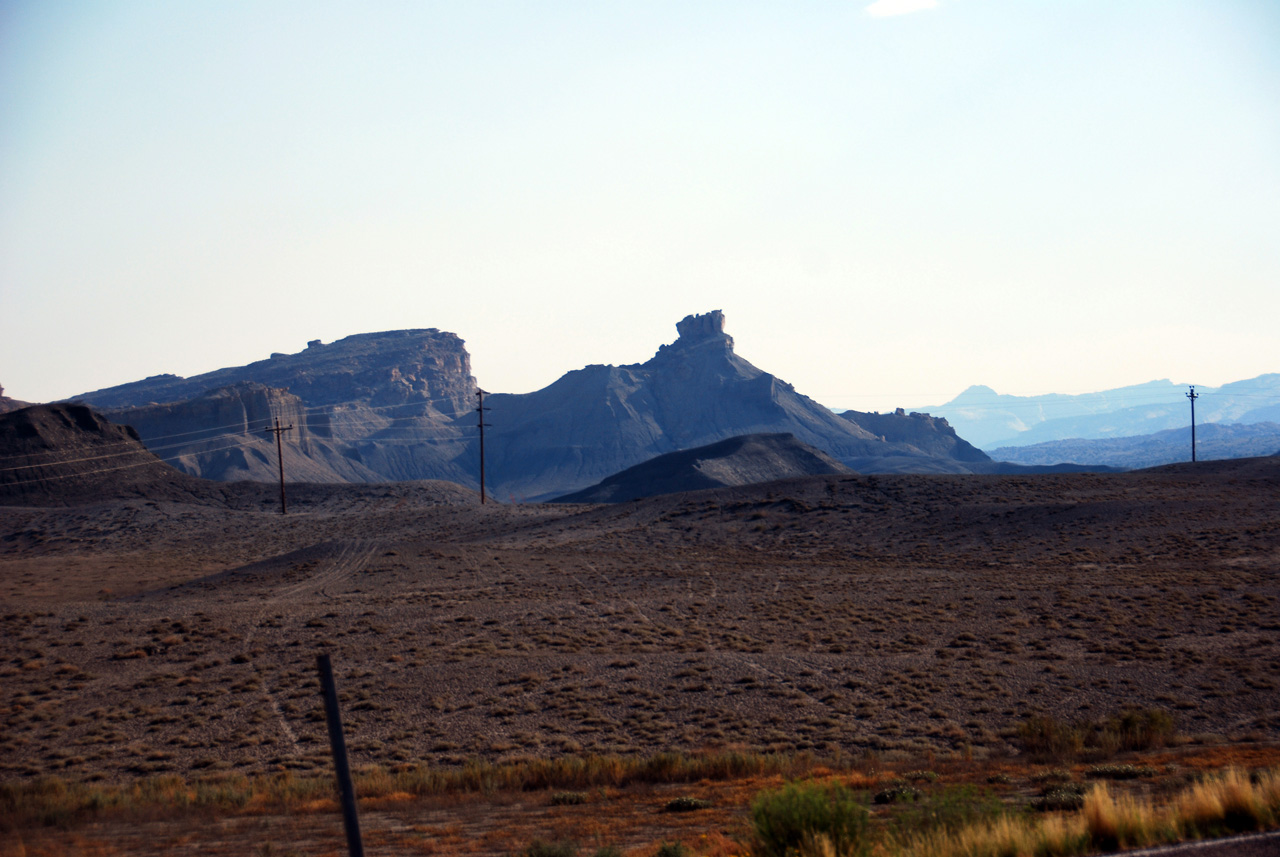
918,374,1280,449
990,422,1280,470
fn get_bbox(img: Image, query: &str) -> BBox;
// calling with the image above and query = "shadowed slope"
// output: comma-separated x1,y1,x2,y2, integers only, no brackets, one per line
0,404,208,504
555,432,855,502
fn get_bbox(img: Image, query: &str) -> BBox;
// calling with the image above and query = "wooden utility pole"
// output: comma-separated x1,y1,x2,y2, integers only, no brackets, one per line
266,417,294,514
1186,385,1199,463
476,389,491,504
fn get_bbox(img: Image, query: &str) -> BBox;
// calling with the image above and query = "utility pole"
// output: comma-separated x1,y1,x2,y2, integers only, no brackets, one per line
317,653,365,857
1186,385,1199,463
476,389,491,504
266,416,294,514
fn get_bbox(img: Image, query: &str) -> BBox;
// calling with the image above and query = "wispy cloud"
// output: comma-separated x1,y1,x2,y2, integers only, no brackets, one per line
865,0,939,18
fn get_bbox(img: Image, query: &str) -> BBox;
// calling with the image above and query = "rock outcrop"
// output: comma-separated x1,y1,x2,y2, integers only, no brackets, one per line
480,311,955,499
54,312,1002,497
839,409,990,470
555,433,855,503
0,383,30,415
73,329,476,417
0,404,205,503
103,383,390,483
73,331,480,486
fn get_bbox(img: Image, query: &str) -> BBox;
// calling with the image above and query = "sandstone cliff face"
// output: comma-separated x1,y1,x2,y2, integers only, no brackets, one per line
74,331,478,485
102,383,388,483
74,329,476,418
108,382,315,446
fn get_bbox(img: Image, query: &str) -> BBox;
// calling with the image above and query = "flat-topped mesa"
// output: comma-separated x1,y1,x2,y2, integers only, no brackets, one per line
658,310,734,357
72,328,476,417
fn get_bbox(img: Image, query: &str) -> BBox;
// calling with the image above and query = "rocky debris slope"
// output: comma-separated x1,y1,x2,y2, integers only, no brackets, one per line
0,404,208,504
555,432,854,503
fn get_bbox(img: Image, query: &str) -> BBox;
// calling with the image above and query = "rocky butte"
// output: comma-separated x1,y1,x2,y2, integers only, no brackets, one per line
480,310,993,499
61,312,1027,499
72,330,480,486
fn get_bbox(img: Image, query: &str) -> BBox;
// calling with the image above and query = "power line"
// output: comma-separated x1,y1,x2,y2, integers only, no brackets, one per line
0,424,485,475
0,392,478,462
0,407,483,467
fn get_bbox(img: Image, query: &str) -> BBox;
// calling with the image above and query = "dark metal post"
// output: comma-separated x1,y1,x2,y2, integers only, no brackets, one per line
265,417,294,514
317,653,365,857
1186,385,1199,463
476,389,490,504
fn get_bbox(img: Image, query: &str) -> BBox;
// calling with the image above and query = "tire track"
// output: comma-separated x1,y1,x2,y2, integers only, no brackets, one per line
242,539,381,754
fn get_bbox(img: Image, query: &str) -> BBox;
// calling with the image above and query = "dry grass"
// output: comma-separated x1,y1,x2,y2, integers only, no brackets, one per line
890,767,1280,857
0,749,815,832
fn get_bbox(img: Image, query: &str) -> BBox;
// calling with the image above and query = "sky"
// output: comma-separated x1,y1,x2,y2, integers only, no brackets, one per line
2,0,1278,414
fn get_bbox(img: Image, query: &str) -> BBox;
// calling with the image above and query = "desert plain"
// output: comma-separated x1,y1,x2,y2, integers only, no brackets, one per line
3,459,1280,854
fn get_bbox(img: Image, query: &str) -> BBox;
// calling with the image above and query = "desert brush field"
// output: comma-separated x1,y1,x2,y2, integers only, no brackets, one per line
3,459,1280,855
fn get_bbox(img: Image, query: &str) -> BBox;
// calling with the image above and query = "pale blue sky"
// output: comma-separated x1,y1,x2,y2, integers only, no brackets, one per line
2,1,1277,412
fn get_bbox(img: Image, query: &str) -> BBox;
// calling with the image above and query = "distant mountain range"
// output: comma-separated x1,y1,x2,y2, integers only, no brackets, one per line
21,314,1264,493
990,421,1280,470
62,311,1059,500
916,374,1280,449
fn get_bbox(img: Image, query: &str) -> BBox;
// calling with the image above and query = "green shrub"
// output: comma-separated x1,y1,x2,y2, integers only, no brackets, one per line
1029,769,1073,785
665,796,712,812
1018,715,1084,761
751,781,870,857
1087,764,1157,780
655,843,689,857
888,786,1005,837
1107,708,1176,752
1031,784,1087,812
522,839,578,857
550,791,587,806
1017,709,1176,761
873,785,922,805
903,770,939,783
